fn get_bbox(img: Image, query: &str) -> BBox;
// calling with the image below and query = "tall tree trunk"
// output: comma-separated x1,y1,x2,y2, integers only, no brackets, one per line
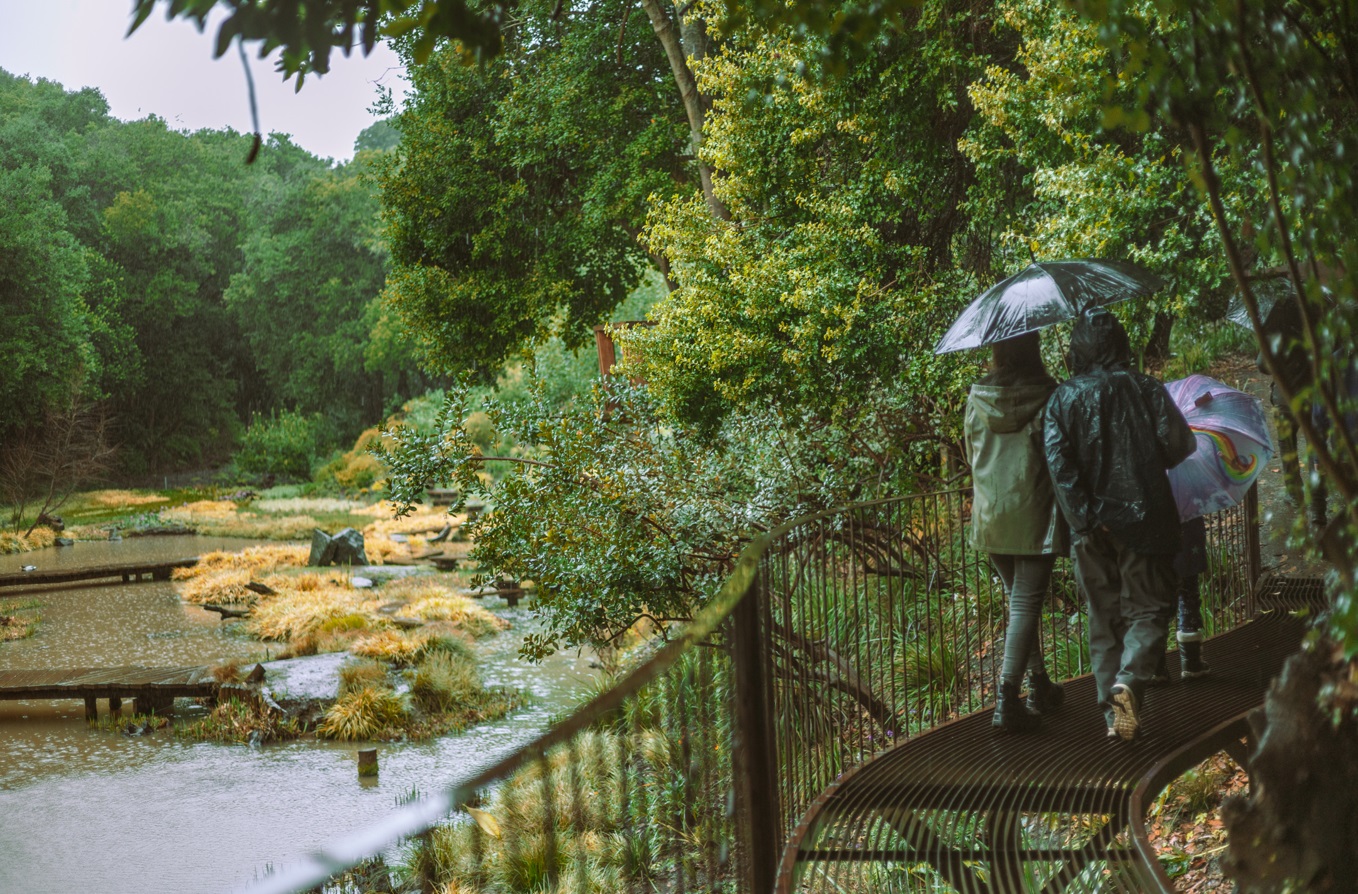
639,0,731,222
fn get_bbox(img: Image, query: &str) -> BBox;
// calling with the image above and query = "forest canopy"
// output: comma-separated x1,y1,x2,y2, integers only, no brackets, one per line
0,68,427,476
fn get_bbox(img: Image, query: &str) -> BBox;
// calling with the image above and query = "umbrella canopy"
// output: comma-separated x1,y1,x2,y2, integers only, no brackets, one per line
1165,374,1273,520
934,259,1164,355
1225,276,1294,330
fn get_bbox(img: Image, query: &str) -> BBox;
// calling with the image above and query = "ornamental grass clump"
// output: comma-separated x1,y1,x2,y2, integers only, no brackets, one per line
405,594,508,638
350,629,427,666
410,650,480,713
382,577,509,638
172,544,309,580
0,527,56,554
339,658,390,696
175,568,259,606
318,686,409,741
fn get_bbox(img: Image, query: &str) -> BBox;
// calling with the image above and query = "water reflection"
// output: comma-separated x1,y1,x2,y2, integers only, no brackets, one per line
0,537,597,894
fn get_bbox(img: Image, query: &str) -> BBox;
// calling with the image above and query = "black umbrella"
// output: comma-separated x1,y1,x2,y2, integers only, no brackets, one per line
1224,276,1298,331
933,259,1165,354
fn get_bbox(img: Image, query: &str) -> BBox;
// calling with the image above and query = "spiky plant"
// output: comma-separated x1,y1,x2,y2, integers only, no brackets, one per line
317,686,409,741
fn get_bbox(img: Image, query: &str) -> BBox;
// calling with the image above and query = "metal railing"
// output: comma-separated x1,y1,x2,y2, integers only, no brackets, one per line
244,485,1259,894
751,487,1260,845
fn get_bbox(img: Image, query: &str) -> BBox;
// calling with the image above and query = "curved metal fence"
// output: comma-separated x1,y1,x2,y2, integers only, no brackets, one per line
242,486,1259,894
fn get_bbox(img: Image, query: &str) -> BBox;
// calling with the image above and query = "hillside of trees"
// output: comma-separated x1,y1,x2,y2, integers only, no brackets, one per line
0,67,425,479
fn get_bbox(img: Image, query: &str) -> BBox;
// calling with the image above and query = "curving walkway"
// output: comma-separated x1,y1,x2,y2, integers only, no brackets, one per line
779,575,1325,893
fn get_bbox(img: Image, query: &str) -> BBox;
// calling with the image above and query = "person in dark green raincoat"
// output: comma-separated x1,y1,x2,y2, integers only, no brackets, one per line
965,331,1070,732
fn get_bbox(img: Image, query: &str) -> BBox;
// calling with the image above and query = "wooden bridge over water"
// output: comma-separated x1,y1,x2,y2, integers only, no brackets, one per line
0,557,199,590
0,665,219,719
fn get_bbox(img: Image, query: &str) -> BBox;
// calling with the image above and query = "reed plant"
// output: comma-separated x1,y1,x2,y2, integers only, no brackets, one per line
176,697,305,744
317,686,410,741
338,658,391,696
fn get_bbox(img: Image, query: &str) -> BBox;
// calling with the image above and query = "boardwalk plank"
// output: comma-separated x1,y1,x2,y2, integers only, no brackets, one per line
0,557,199,589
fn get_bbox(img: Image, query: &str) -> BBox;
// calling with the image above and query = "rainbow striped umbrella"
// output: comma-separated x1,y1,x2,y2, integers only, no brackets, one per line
1165,374,1273,520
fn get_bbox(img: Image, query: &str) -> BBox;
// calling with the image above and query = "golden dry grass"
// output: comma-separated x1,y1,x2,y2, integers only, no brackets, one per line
172,544,310,580
362,535,408,565
177,569,260,606
358,502,458,536
350,629,427,665
377,577,508,638
77,489,166,509
165,499,240,519
246,585,374,641
0,527,57,555
317,686,409,740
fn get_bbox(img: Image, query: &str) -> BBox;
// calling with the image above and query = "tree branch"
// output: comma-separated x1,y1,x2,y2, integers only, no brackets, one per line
638,0,730,221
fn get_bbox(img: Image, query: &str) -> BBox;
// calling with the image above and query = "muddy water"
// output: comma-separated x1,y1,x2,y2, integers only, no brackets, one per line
0,538,598,894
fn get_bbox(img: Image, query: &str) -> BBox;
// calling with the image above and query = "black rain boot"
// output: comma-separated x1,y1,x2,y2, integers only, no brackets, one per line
1026,670,1066,714
1149,651,1170,686
1179,631,1212,679
994,680,1041,733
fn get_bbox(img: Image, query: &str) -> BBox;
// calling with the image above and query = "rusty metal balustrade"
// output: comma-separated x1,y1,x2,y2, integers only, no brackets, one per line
751,487,1264,893
242,486,1261,894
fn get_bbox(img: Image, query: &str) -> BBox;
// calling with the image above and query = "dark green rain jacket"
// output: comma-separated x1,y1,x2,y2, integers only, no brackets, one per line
966,382,1070,556
1043,308,1195,555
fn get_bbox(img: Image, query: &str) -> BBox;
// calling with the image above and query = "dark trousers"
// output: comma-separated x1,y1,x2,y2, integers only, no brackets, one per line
1073,528,1175,724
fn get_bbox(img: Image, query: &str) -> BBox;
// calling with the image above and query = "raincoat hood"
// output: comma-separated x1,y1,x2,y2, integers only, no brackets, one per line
968,384,1057,434
1043,324,1196,554
1070,307,1132,375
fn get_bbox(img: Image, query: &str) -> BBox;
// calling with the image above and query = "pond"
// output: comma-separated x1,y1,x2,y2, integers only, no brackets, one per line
0,536,599,894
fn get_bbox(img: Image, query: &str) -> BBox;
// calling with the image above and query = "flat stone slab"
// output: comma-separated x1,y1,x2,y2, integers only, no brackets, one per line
259,652,350,702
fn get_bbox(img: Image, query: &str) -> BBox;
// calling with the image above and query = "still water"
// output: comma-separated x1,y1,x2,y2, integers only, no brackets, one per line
0,537,597,894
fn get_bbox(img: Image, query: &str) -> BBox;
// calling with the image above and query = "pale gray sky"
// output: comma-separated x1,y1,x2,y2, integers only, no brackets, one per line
0,0,408,161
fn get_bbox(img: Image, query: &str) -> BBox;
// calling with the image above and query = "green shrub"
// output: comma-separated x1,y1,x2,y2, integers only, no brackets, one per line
235,410,322,482
314,427,389,492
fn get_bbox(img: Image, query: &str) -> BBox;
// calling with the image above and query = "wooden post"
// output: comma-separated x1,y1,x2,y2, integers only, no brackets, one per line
731,571,781,893
108,696,121,715
1245,482,1262,599
85,697,98,722
358,747,379,777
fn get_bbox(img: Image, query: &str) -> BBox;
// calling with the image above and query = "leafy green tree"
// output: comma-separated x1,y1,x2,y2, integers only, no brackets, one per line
0,164,93,438
226,154,402,435
353,119,401,153
92,122,255,471
960,0,1262,355
372,0,689,380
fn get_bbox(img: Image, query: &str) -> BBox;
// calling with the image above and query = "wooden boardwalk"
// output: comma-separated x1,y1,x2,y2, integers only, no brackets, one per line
783,576,1327,893
0,665,218,719
0,557,199,590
